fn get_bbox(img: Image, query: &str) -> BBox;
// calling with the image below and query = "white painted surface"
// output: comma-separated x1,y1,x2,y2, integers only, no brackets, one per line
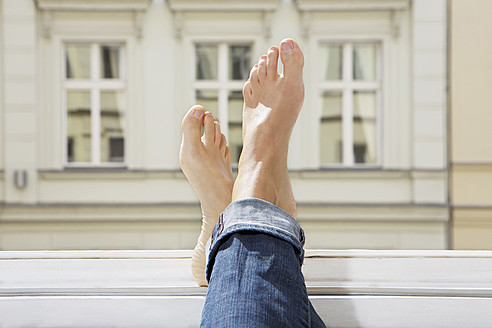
412,0,447,171
1,250,492,327
0,0,449,251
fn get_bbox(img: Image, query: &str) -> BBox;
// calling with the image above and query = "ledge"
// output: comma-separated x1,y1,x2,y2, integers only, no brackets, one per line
294,0,410,11
37,168,446,181
1,250,492,327
34,0,152,11
0,202,448,223
2,249,492,293
167,0,280,12
38,169,185,180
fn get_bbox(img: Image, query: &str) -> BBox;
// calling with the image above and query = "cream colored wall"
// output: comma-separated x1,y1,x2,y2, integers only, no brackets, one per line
1,0,38,203
0,0,450,251
0,0,3,173
451,0,492,249
450,0,492,163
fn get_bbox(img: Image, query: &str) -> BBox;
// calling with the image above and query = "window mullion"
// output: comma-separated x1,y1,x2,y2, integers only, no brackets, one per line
343,43,354,166
218,43,229,137
91,89,101,165
91,44,101,165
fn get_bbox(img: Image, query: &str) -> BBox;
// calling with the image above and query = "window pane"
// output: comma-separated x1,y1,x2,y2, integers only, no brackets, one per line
320,91,343,164
228,90,243,163
320,44,342,80
196,45,218,80
353,44,377,81
353,91,377,164
100,45,121,79
66,44,90,79
100,91,125,163
195,90,219,119
229,45,251,80
67,91,91,162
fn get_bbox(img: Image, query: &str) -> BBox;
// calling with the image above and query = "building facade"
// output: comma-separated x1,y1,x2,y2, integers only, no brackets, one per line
0,0,449,250
450,0,492,249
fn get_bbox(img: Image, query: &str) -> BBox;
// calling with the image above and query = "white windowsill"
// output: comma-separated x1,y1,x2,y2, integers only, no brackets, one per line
1,250,492,327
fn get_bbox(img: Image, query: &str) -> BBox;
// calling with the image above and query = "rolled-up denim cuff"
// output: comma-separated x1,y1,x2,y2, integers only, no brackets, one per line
206,198,305,282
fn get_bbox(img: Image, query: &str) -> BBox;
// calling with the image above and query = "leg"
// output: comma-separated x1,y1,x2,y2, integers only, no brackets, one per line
201,39,325,327
180,106,234,286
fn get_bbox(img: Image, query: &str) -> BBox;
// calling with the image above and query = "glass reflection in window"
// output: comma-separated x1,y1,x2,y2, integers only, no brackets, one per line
100,91,125,163
320,91,343,164
353,91,376,164
66,44,91,79
229,45,251,81
195,90,219,119
196,45,218,80
67,91,91,162
100,45,121,79
353,44,377,81
320,44,342,81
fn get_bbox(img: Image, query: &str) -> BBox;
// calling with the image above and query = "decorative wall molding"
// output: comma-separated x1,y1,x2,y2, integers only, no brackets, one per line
34,0,152,39
296,0,410,39
294,0,409,12
41,10,52,38
301,11,312,39
167,0,280,12
34,0,152,12
167,0,280,39
391,9,402,38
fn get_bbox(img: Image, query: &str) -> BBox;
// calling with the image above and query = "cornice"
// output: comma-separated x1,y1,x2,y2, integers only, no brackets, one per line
294,0,410,38
294,0,410,12
34,0,151,39
167,0,280,39
34,0,152,12
167,0,280,12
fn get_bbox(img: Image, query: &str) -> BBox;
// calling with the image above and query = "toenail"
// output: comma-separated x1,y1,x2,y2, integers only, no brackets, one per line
281,40,294,54
194,109,204,120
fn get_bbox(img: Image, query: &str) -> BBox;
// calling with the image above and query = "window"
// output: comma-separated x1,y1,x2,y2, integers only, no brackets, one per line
194,42,252,164
64,43,126,166
319,42,380,166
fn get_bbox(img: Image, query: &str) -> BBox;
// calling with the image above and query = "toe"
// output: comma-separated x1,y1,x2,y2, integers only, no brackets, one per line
243,81,258,108
225,145,231,160
219,133,226,149
258,55,267,80
279,38,304,80
181,105,205,142
249,64,260,94
203,113,215,144
266,47,279,80
214,121,222,145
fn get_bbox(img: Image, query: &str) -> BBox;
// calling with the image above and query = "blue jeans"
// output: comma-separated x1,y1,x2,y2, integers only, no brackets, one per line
201,198,326,328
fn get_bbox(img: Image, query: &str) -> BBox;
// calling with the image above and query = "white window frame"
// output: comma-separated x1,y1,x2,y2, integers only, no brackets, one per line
192,40,255,162
62,41,127,167
318,40,383,168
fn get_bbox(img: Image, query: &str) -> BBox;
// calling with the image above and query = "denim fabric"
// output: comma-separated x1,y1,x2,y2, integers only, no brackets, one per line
201,198,326,328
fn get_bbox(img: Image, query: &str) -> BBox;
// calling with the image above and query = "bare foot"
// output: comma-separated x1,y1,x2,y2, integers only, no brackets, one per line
180,105,234,286
232,38,304,218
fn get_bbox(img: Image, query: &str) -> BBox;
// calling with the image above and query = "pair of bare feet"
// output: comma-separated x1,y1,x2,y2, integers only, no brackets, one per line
180,39,305,286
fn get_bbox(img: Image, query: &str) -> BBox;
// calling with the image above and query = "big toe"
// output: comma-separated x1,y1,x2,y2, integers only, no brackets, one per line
279,38,304,79
181,105,205,142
